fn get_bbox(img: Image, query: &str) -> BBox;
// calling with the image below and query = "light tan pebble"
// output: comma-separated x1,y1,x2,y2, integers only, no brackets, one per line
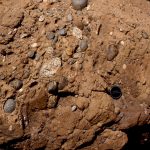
123,64,127,70
86,5,90,10
18,88,23,93
20,33,28,39
119,28,123,32
109,32,113,35
40,57,61,77
39,15,45,22
120,41,125,46
65,48,73,56
8,31,12,35
72,27,82,39
14,28,17,32
31,43,38,48
9,125,13,131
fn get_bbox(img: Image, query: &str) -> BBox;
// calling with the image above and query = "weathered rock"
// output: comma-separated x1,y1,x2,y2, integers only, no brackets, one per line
85,93,116,125
40,57,61,77
98,129,128,150
72,27,82,39
75,97,89,110
2,9,24,28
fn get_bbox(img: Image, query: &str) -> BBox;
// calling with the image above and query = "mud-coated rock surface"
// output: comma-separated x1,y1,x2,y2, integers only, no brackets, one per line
0,0,150,149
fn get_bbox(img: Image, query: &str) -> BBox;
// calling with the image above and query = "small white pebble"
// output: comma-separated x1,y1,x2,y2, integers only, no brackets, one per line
86,5,90,10
12,66,17,70
39,15,45,22
9,125,13,131
71,105,77,112
20,33,28,39
120,41,125,46
123,64,127,70
109,32,113,35
19,88,23,93
119,28,123,32
31,43,38,48
14,28,17,32
8,31,12,35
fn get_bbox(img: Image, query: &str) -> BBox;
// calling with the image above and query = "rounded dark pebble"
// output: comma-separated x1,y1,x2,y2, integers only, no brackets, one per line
28,50,36,59
58,76,68,90
72,0,88,10
58,28,67,36
48,81,58,93
79,40,88,51
106,44,119,61
47,32,55,40
110,85,122,100
3,99,16,113
10,79,23,90
67,14,73,21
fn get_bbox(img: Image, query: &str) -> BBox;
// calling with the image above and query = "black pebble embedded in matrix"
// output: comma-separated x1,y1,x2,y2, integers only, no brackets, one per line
110,85,122,100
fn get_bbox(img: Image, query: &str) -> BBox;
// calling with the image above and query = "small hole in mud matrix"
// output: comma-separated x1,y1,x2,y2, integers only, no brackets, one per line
110,85,122,100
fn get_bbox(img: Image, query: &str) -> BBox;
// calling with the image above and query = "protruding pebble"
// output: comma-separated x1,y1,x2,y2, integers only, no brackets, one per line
72,27,82,39
58,76,68,90
40,57,61,77
67,14,73,21
48,81,58,93
72,0,88,10
106,44,119,61
39,15,45,22
123,64,127,70
58,28,67,36
79,39,88,51
28,50,36,59
71,105,77,112
4,99,16,113
142,31,149,39
31,43,38,48
10,79,23,90
47,32,55,40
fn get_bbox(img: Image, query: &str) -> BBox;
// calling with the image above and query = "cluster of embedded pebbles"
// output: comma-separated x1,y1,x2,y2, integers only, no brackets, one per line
1,0,121,115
